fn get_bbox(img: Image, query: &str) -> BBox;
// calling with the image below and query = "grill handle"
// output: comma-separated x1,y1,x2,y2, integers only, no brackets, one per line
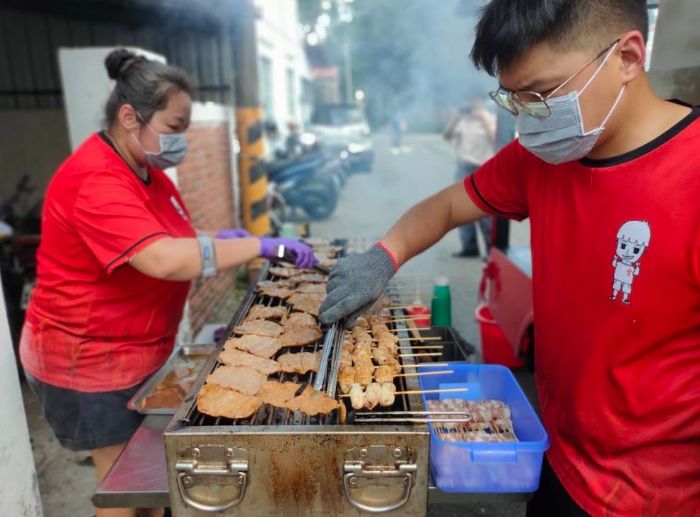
175,448,248,513
343,464,416,513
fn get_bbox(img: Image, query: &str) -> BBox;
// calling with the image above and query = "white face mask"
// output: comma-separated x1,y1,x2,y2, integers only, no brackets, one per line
131,113,188,169
516,43,625,165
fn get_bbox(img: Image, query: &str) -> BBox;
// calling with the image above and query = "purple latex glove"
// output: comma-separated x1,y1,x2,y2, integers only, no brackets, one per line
259,237,318,269
215,228,251,239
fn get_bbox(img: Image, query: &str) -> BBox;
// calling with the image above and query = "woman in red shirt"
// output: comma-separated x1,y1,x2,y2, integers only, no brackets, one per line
20,49,316,517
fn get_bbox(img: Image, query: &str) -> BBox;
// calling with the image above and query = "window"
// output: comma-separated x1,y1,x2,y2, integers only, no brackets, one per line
259,56,273,120
645,2,660,70
286,68,297,120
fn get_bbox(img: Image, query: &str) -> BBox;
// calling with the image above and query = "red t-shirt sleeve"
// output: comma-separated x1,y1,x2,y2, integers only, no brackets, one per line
73,171,169,274
464,139,532,221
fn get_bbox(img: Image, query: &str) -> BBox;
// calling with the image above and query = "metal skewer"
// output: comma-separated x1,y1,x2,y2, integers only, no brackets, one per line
354,417,474,424
340,387,469,398
356,410,472,417
397,345,444,350
399,352,442,358
400,362,449,369
393,369,453,378
373,336,443,342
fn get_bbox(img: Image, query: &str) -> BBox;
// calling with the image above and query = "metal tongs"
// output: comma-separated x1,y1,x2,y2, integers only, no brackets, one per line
274,243,331,275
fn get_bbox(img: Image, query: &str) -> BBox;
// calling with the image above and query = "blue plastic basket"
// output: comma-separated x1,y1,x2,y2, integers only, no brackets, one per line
419,363,549,493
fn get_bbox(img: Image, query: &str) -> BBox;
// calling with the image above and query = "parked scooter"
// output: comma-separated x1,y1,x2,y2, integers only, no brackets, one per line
263,123,342,226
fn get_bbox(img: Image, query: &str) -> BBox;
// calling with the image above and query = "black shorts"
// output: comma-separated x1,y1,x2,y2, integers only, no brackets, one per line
26,372,145,451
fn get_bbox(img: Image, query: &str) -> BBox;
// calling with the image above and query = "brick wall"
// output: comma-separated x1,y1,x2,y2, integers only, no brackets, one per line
177,121,238,336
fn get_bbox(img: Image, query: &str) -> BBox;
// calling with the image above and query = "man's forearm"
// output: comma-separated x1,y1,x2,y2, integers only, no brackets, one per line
381,182,488,267
382,192,454,267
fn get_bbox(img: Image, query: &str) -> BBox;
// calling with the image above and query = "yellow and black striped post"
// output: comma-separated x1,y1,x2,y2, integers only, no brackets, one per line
232,0,270,236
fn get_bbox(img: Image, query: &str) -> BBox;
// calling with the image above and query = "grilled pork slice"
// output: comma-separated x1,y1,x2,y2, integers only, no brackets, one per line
285,386,338,416
278,326,323,348
257,380,301,407
287,293,324,317
284,312,319,329
258,286,296,299
245,304,288,321
257,279,296,289
292,273,327,284
218,348,281,375
197,384,262,420
277,351,321,374
295,283,327,295
224,335,281,359
234,319,284,338
205,365,267,396
268,266,297,278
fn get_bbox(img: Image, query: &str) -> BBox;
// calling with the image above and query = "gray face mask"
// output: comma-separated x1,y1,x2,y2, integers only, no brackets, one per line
132,114,188,169
517,44,625,165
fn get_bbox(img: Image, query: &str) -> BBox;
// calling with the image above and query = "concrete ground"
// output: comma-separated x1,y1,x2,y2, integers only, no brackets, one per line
21,132,536,517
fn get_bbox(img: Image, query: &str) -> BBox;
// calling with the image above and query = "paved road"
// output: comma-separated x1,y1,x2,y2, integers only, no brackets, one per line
315,132,534,517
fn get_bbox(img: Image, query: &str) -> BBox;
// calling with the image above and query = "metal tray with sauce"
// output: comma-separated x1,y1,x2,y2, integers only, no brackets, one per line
128,344,215,415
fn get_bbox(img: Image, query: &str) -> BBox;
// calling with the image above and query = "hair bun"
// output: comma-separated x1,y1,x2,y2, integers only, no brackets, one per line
105,48,138,80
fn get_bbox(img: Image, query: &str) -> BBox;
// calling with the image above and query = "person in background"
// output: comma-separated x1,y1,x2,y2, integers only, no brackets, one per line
320,0,700,515
389,111,405,152
443,99,497,257
263,119,286,159
19,49,316,517
285,120,303,156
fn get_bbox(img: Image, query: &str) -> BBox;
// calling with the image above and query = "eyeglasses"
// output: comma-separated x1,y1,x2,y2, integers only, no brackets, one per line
489,39,620,119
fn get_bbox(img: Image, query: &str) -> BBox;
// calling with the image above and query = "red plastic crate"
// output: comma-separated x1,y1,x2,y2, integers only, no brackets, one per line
475,303,524,368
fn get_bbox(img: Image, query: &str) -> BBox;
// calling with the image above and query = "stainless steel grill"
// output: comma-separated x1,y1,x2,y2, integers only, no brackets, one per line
165,261,431,516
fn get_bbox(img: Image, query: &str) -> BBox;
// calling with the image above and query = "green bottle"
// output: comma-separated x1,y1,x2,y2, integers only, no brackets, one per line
431,276,452,327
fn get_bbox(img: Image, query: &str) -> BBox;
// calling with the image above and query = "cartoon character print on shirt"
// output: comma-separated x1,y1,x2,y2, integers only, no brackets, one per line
610,220,651,305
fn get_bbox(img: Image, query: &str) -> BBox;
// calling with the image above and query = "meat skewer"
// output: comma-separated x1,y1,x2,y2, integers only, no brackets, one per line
340,387,470,398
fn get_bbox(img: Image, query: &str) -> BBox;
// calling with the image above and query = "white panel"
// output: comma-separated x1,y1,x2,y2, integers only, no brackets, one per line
58,46,166,151
0,277,43,516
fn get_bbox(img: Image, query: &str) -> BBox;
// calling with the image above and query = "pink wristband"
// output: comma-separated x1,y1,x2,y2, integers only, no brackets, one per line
377,241,399,271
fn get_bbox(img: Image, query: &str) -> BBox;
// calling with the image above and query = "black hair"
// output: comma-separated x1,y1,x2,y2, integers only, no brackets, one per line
104,48,195,127
470,0,649,76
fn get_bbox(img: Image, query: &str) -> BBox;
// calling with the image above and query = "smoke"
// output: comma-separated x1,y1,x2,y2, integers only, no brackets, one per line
350,0,496,130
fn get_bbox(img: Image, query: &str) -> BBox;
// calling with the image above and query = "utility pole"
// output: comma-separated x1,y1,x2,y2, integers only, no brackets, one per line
230,0,270,235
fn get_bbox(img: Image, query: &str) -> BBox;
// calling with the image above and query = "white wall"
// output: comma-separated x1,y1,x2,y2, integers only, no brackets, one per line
0,278,43,516
58,47,166,151
254,0,311,128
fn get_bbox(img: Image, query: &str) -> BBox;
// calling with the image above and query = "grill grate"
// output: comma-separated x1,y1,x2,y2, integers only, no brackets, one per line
181,268,418,428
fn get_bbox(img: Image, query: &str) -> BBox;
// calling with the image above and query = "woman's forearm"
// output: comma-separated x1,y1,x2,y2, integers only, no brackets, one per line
129,236,260,281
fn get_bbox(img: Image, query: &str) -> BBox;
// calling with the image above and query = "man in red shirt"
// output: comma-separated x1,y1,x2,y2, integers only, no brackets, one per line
320,1,699,515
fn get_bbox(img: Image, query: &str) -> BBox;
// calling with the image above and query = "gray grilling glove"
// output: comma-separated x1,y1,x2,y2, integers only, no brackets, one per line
319,243,398,328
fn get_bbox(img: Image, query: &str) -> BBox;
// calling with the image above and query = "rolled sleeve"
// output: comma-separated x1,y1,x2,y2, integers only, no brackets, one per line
463,139,532,221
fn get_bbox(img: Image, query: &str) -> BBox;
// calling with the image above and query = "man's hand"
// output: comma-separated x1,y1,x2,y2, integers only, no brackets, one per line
319,244,397,328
